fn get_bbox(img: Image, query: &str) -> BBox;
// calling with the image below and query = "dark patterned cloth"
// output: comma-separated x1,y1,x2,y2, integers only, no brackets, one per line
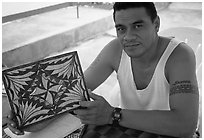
2,125,200,138
64,125,86,138
81,124,175,138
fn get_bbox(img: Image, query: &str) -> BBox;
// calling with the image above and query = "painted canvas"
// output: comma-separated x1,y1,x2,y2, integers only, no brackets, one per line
2,51,89,130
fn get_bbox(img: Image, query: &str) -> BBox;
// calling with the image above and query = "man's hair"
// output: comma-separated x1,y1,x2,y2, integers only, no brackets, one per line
113,2,158,22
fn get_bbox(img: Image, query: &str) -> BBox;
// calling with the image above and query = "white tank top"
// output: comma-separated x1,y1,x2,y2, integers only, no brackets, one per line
117,38,182,110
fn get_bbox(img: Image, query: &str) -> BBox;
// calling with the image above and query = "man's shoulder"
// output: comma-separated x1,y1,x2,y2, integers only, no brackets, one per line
169,41,196,63
103,38,122,56
106,38,121,49
165,40,197,85
166,41,196,73
103,38,122,71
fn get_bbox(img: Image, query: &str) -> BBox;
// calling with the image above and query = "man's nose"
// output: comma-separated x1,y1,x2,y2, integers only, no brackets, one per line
123,29,135,41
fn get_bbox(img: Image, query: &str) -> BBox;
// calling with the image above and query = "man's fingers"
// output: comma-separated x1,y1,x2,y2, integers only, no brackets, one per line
6,111,16,126
6,111,24,135
8,110,14,118
80,119,95,125
7,124,24,135
79,101,96,108
74,108,93,116
75,113,95,125
5,114,18,129
5,117,15,126
87,89,103,101
89,92,102,100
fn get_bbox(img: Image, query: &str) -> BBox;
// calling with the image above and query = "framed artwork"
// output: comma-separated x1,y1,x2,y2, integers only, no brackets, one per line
2,51,89,130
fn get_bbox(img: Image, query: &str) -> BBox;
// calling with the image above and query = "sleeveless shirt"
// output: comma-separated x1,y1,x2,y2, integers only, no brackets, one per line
117,38,182,110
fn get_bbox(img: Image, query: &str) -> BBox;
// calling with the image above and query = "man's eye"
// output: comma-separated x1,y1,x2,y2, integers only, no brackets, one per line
117,27,125,31
134,24,143,29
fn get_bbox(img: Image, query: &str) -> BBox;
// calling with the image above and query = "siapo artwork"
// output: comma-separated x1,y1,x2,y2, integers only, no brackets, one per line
2,51,89,130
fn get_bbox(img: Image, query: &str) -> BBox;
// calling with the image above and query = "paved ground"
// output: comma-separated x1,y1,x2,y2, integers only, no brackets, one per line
2,6,113,53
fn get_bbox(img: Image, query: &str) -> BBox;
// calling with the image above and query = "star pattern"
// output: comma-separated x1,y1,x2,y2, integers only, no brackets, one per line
2,51,89,129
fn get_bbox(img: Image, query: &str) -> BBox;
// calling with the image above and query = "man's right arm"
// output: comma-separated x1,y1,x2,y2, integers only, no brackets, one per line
84,38,121,91
6,38,121,135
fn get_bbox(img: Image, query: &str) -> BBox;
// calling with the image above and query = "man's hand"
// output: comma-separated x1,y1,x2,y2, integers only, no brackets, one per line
6,111,24,135
74,90,114,125
6,111,56,135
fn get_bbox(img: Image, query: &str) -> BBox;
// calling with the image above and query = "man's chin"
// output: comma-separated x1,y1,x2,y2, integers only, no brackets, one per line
124,47,143,58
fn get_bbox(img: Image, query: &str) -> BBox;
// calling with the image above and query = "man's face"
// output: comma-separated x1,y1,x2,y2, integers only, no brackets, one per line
115,7,159,58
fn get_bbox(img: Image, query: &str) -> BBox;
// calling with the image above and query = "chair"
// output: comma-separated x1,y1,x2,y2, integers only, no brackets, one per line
159,27,202,137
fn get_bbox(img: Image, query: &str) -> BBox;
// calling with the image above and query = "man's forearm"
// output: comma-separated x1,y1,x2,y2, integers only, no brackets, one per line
119,109,197,137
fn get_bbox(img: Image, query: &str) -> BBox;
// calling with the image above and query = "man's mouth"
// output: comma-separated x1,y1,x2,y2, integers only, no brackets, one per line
124,43,140,48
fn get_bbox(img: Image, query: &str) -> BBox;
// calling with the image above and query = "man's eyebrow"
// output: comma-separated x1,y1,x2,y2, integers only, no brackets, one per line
132,20,145,24
115,20,145,28
115,24,123,28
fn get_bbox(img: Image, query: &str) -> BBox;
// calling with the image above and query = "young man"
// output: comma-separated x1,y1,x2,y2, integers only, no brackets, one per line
6,2,199,137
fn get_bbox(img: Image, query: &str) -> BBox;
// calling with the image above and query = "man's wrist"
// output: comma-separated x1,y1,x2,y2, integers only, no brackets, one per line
111,107,122,127
108,107,114,125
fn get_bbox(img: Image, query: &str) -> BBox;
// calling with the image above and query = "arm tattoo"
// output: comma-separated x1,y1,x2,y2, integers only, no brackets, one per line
170,80,199,96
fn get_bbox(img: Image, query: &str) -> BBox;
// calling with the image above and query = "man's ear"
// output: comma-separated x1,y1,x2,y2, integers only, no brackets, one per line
154,16,160,32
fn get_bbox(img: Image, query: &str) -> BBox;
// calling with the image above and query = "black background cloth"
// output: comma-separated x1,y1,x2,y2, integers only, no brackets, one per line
81,124,175,138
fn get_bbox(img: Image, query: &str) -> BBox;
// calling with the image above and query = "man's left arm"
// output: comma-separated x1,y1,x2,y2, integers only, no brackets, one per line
119,43,199,137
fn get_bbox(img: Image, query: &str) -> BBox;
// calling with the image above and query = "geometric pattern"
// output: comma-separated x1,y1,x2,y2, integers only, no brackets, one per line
82,125,176,138
2,51,89,130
